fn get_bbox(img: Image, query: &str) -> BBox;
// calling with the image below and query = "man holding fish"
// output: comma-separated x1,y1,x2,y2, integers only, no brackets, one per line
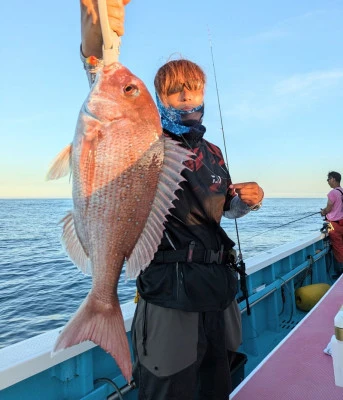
54,0,264,398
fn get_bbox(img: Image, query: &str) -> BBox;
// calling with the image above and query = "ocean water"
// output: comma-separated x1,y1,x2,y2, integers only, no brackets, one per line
0,198,325,349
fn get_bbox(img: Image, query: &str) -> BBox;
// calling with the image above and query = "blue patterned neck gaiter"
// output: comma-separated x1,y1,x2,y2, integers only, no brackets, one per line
156,95,205,136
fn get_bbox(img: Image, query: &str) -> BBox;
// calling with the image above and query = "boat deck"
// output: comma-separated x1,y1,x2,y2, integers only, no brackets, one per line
231,274,343,399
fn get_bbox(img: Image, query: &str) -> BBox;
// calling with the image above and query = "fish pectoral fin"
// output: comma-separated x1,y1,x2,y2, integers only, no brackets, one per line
60,211,91,275
77,118,104,196
46,144,73,180
79,137,97,197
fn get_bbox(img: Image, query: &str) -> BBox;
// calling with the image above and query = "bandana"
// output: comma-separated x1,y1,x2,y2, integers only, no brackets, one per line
156,95,206,136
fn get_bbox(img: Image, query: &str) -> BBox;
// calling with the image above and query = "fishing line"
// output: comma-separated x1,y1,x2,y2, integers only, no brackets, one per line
208,28,251,314
177,32,232,180
207,29,242,255
179,134,229,179
208,29,229,165
248,211,321,239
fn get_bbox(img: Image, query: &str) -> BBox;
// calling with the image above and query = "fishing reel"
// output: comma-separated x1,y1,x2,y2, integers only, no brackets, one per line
320,221,333,234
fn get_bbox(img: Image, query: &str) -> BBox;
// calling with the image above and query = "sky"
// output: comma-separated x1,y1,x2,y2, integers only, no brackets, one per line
1,0,342,198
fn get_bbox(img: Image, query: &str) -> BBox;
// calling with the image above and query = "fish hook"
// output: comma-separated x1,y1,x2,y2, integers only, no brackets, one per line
98,0,121,65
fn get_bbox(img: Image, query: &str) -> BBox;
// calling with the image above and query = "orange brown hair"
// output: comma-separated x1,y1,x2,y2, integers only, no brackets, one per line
154,59,206,104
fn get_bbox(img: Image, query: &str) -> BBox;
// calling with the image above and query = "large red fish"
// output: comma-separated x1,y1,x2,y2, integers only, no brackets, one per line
47,62,191,381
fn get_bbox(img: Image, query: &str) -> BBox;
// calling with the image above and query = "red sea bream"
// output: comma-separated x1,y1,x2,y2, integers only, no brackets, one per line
47,62,191,381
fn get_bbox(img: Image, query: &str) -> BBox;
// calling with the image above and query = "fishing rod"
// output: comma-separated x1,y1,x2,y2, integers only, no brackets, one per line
249,211,321,239
208,29,251,315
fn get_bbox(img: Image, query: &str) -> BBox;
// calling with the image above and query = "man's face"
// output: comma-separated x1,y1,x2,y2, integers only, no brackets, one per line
164,86,204,110
327,176,335,187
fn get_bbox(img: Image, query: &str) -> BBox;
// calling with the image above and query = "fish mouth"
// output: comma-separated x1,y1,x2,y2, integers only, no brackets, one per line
82,103,101,121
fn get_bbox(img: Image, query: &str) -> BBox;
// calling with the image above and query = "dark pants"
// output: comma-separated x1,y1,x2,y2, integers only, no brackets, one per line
132,299,241,400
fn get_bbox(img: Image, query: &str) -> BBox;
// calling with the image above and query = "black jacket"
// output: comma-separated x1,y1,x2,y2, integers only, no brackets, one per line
137,130,238,312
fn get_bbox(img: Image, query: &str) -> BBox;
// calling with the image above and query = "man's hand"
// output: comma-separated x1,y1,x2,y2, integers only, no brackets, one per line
107,0,131,36
81,0,131,58
82,0,131,35
229,182,264,207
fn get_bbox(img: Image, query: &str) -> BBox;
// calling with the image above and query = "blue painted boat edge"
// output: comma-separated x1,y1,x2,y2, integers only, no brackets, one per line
244,232,325,275
0,301,136,392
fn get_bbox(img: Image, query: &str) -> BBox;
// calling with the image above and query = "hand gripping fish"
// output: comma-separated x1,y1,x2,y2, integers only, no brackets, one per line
47,63,191,381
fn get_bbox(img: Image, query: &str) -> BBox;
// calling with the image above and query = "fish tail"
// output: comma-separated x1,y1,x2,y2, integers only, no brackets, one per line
52,293,132,382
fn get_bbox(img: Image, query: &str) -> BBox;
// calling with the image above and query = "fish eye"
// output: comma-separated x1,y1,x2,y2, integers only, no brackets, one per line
123,84,139,96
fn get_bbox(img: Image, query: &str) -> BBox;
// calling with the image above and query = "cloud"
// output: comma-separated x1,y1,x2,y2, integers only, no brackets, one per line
245,28,289,43
225,68,343,121
274,69,343,95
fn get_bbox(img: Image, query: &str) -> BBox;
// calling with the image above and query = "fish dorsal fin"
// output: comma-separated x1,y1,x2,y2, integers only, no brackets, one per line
60,211,92,275
126,136,192,278
46,144,73,180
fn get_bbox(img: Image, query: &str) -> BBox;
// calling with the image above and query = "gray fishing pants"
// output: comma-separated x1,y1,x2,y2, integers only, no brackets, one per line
131,299,242,400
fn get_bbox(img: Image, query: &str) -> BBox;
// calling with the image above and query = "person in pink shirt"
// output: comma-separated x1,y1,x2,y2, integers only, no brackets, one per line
321,171,343,266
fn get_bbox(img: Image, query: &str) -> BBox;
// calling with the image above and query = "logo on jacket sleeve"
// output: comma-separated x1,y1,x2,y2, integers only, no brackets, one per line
211,175,222,184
